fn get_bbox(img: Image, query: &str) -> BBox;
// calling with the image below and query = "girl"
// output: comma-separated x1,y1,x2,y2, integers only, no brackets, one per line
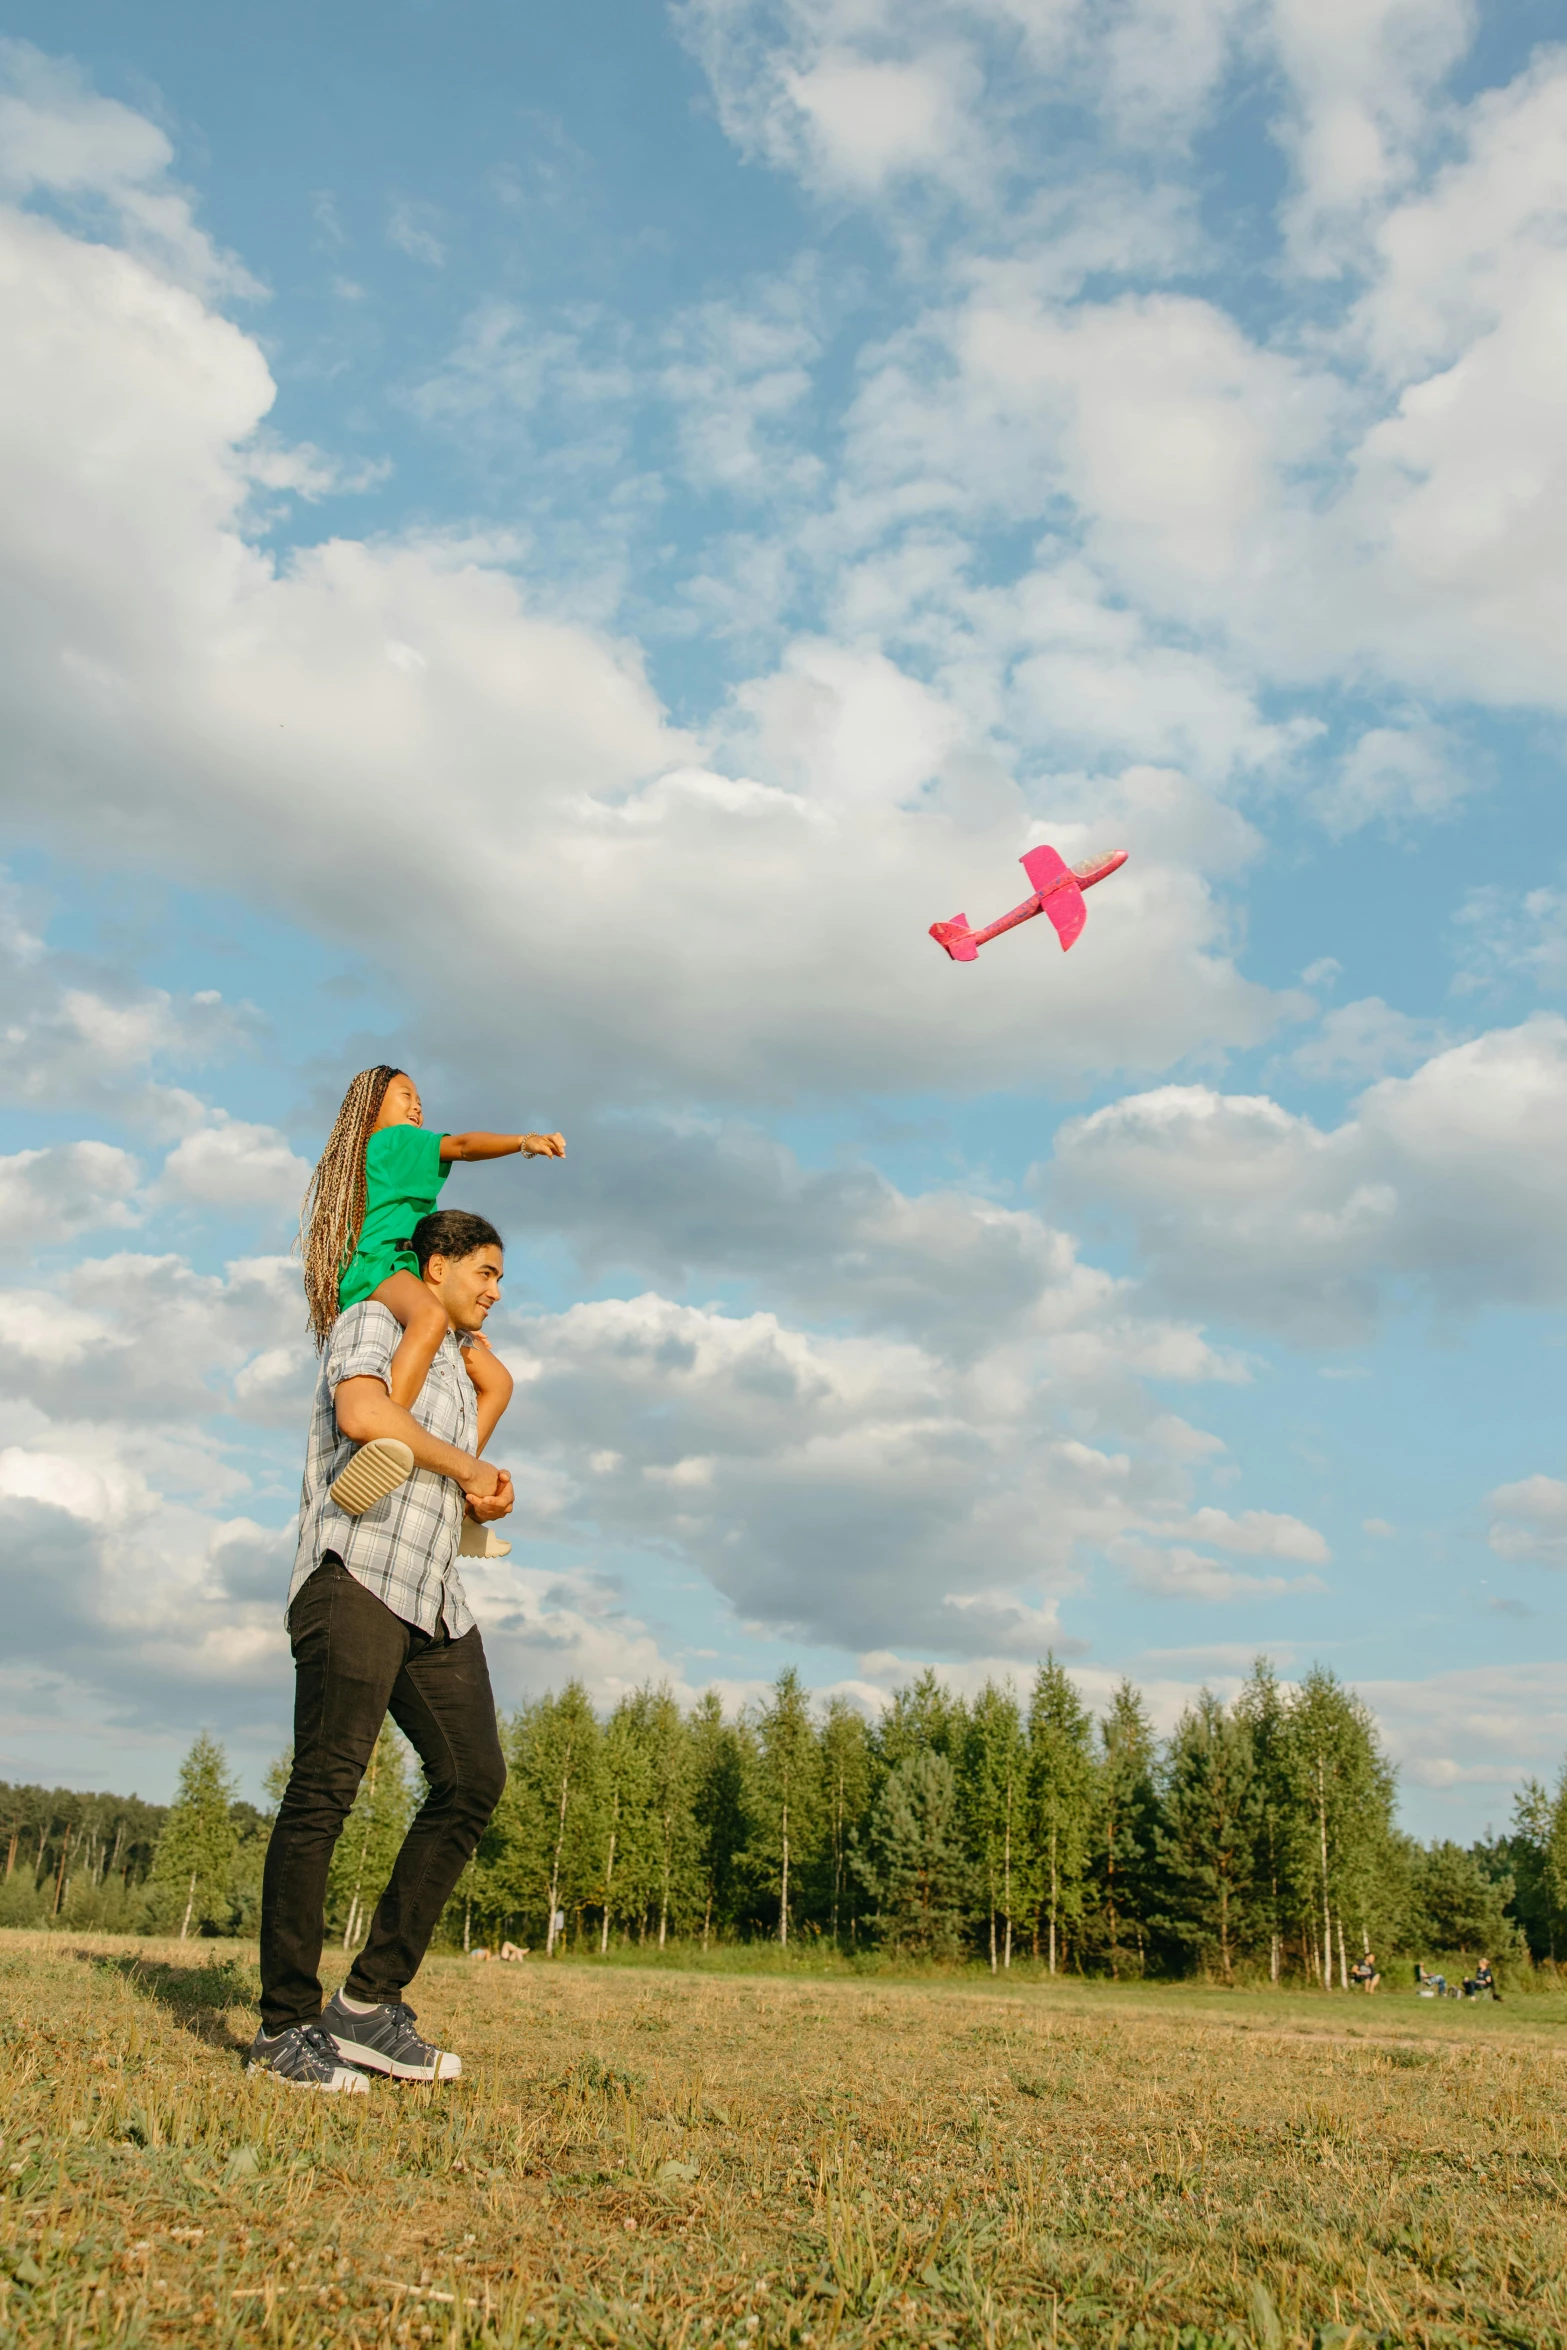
298,1064,563,1511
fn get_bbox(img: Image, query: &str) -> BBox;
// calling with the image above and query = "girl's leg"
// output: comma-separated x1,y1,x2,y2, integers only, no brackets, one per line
372,1271,450,1409
462,1333,515,1454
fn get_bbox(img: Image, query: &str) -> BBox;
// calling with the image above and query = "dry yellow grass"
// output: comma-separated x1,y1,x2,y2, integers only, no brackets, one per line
3,1930,1566,2347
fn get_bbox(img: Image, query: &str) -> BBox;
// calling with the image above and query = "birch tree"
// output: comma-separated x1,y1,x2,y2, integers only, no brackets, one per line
960,1681,1029,1972
748,1668,821,1945
326,1720,413,1951
1026,1658,1095,1972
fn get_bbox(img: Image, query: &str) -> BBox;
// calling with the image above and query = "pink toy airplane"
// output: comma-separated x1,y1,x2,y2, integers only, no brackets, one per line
929,845,1128,962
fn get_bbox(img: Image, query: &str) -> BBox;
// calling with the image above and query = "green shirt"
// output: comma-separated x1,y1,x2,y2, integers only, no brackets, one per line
337,1122,449,1308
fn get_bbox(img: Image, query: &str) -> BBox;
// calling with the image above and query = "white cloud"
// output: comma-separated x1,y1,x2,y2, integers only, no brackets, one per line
780,47,987,197
0,1141,141,1250
1269,0,1477,272
0,182,1296,1107
1316,722,1472,835
1360,1660,1567,1809
1171,1505,1329,1563
0,39,261,298
1453,882,1567,998
386,200,445,267
1116,1539,1324,1603
1053,1015,1567,1341
1288,996,1450,1085
1486,1475,1567,1570
155,1119,310,1220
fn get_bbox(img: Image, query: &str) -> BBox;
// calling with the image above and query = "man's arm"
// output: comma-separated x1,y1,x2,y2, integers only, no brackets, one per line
439,1131,565,1161
335,1375,500,1499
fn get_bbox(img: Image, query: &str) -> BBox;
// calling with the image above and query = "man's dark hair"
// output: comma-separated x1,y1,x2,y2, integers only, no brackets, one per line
409,1209,504,1270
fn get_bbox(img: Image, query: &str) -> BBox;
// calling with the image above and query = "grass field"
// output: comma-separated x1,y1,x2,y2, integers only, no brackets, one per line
3,1932,1566,2348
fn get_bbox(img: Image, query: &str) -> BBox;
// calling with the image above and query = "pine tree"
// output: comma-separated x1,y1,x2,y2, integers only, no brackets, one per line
877,1671,965,1771
1155,1691,1258,1980
147,1734,238,1939
816,1698,873,1946
1411,1842,1520,1960
858,1750,967,1958
1027,1658,1095,1972
326,1721,413,1951
748,1668,822,1945
1088,1679,1158,1979
960,1682,1029,1972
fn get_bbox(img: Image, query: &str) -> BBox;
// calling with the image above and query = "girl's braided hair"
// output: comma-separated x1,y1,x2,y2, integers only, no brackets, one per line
297,1063,401,1346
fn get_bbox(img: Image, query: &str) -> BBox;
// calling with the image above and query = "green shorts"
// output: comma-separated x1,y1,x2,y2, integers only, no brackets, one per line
338,1243,419,1311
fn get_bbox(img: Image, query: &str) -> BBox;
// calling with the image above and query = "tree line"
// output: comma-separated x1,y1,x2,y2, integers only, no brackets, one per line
5,1658,1564,1980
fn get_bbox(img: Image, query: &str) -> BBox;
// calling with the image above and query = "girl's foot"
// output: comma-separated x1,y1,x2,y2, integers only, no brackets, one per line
458,1519,511,1558
329,1437,415,1516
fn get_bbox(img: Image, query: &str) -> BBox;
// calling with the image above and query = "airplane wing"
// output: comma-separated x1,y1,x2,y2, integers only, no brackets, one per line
1020,844,1087,952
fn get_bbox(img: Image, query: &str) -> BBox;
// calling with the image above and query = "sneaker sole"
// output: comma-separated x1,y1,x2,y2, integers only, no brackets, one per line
329,1438,415,1517
246,2059,369,2094
458,1521,511,1557
327,2035,461,2082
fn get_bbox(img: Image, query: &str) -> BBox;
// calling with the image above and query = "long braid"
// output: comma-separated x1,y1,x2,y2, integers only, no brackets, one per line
296,1064,400,1346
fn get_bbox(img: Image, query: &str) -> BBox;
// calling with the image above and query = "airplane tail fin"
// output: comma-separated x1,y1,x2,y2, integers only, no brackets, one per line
930,916,979,962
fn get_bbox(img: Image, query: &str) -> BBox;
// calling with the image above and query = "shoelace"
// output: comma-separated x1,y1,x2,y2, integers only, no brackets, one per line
300,2024,344,2065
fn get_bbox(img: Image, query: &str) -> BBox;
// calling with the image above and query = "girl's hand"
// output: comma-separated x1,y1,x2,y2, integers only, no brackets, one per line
521,1132,565,1157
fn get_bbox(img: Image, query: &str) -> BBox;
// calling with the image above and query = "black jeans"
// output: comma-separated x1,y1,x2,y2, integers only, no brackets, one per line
259,1555,506,2035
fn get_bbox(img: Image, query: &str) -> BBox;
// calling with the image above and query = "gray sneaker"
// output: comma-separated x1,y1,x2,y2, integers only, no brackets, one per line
246,2022,370,2093
321,1991,461,2082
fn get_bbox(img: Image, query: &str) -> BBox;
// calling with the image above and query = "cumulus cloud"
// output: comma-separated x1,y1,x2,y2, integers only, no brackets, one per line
155,1119,309,1220
1360,1660,1567,1807
1115,1538,1325,1604
1486,1475,1567,1570
0,175,1294,1108
1287,996,1450,1085
0,38,261,297
0,1140,141,1251
1053,1016,1567,1342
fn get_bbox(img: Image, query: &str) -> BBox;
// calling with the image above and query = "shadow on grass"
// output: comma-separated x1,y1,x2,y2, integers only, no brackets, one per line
73,1947,257,2054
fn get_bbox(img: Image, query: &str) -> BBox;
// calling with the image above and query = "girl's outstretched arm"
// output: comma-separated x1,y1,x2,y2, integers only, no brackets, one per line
462,1332,515,1454
440,1130,565,1162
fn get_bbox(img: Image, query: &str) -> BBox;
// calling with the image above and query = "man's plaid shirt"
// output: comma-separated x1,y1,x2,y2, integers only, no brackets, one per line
290,1300,477,1638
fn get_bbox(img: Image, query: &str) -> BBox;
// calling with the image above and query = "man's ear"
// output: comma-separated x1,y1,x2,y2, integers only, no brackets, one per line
423,1254,446,1283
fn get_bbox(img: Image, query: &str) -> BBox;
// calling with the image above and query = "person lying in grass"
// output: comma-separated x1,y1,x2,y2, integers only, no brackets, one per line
297,1062,563,1511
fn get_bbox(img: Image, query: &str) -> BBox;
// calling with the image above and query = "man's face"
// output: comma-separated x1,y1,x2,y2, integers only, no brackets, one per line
424,1246,503,1332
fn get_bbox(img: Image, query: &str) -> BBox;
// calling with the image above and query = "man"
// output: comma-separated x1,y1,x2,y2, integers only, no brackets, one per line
250,1208,514,2092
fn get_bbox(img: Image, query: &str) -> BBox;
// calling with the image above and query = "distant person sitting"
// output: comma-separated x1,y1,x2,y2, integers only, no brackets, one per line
1415,1963,1449,1998
1349,1951,1380,1992
1463,1957,1500,2001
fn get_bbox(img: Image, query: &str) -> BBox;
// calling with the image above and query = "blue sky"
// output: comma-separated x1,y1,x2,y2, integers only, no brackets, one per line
2,0,1566,1834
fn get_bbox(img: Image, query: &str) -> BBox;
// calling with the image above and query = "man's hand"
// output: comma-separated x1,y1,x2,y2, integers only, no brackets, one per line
464,1457,502,1503
521,1132,565,1157
465,1468,514,1522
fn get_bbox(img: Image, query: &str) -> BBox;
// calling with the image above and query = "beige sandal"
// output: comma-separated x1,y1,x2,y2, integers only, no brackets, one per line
459,1519,511,1558
329,1437,415,1516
